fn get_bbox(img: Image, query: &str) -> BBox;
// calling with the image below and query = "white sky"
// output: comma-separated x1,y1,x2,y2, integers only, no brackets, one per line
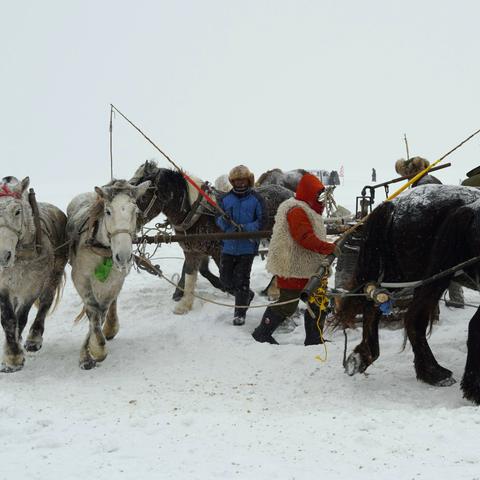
1,0,480,210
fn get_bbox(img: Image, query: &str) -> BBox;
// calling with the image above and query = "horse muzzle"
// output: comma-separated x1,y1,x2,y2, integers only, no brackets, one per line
113,251,133,272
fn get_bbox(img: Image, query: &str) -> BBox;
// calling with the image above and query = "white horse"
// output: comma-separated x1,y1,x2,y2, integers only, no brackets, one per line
0,177,68,372
66,179,150,370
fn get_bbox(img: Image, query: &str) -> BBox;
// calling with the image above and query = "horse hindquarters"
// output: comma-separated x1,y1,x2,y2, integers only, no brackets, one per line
24,256,68,352
461,307,480,404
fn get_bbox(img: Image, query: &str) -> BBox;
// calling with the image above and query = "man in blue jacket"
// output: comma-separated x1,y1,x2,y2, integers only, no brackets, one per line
216,165,264,326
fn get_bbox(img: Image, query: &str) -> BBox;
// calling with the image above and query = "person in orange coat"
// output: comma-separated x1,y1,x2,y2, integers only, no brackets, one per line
252,173,339,345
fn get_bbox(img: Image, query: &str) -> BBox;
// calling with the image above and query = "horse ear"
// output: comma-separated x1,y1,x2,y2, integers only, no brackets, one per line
94,186,106,198
20,176,30,193
133,180,151,199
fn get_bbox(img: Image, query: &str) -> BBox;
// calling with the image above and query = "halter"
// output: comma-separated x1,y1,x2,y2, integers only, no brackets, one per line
0,184,21,199
0,194,24,238
106,228,135,240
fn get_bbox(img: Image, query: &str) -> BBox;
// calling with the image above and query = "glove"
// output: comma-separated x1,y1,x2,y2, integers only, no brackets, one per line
326,242,341,257
319,257,333,277
220,212,233,225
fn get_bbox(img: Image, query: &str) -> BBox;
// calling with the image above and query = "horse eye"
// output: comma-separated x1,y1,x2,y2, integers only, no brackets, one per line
15,210,21,216
106,209,112,216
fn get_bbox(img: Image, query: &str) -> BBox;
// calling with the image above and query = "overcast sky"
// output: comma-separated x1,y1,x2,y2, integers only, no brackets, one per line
1,0,480,210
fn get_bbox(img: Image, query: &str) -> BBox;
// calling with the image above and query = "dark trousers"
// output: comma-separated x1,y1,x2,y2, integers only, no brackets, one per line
220,253,255,318
262,288,323,345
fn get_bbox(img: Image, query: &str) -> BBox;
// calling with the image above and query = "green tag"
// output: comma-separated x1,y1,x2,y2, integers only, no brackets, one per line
94,257,113,282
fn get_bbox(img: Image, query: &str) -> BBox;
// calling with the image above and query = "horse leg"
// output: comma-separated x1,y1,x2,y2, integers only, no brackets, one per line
200,256,224,291
26,260,66,351
102,299,119,340
345,303,381,376
461,307,480,404
0,295,24,372
79,306,108,370
406,286,455,386
174,254,200,314
172,261,186,301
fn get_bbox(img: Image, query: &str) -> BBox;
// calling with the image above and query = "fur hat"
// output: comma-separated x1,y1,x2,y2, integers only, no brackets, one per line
228,165,255,187
395,157,430,177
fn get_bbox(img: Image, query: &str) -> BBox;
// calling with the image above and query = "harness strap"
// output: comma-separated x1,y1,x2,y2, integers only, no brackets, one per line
28,188,43,254
173,182,209,232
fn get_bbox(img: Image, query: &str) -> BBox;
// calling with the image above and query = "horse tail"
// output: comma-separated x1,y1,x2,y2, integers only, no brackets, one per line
334,202,395,328
49,271,67,315
33,271,67,316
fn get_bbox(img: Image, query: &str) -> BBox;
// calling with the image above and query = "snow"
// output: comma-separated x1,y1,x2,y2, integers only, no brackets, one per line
2,242,480,479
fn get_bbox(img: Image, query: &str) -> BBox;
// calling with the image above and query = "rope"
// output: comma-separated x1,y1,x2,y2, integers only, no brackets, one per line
109,104,238,228
134,254,300,309
307,275,329,362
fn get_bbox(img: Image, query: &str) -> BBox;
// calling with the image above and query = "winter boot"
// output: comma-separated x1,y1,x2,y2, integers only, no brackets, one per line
251,308,283,344
304,306,325,346
232,290,255,326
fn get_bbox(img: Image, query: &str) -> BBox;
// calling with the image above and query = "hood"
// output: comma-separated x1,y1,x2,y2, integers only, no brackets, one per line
295,173,325,214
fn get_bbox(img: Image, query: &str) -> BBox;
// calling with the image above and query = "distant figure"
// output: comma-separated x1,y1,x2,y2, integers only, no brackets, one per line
371,168,377,182
328,170,341,186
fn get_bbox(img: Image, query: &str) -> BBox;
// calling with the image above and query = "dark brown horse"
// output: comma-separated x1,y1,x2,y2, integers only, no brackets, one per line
130,160,292,313
336,184,480,404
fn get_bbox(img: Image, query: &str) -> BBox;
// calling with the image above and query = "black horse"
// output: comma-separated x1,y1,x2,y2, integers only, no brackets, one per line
130,160,292,313
336,184,480,404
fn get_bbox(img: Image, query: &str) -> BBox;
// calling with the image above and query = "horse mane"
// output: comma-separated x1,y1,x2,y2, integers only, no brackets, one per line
256,168,282,186
87,196,105,239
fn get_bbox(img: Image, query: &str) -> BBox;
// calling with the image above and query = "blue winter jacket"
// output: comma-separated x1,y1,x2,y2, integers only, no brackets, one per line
216,189,265,255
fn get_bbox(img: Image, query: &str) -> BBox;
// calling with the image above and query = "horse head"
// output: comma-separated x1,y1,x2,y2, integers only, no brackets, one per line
94,180,150,271
0,177,33,268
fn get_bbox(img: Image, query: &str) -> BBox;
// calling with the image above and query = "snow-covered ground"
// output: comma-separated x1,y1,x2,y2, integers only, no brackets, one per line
2,243,480,480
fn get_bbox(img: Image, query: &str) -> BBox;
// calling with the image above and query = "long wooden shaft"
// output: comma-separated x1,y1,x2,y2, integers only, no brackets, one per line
134,230,272,244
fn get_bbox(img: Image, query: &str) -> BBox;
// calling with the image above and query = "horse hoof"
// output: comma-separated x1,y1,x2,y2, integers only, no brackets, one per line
24,339,43,352
435,376,456,387
172,293,183,302
174,303,191,315
345,352,362,376
80,358,97,370
1,361,24,373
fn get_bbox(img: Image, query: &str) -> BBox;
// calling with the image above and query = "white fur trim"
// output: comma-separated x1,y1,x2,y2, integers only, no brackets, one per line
266,198,327,278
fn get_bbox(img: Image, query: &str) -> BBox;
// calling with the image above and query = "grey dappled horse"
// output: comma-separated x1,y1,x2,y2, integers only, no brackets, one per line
66,179,150,369
0,177,68,372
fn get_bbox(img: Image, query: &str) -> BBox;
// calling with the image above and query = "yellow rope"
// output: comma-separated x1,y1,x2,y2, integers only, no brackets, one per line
308,275,329,362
